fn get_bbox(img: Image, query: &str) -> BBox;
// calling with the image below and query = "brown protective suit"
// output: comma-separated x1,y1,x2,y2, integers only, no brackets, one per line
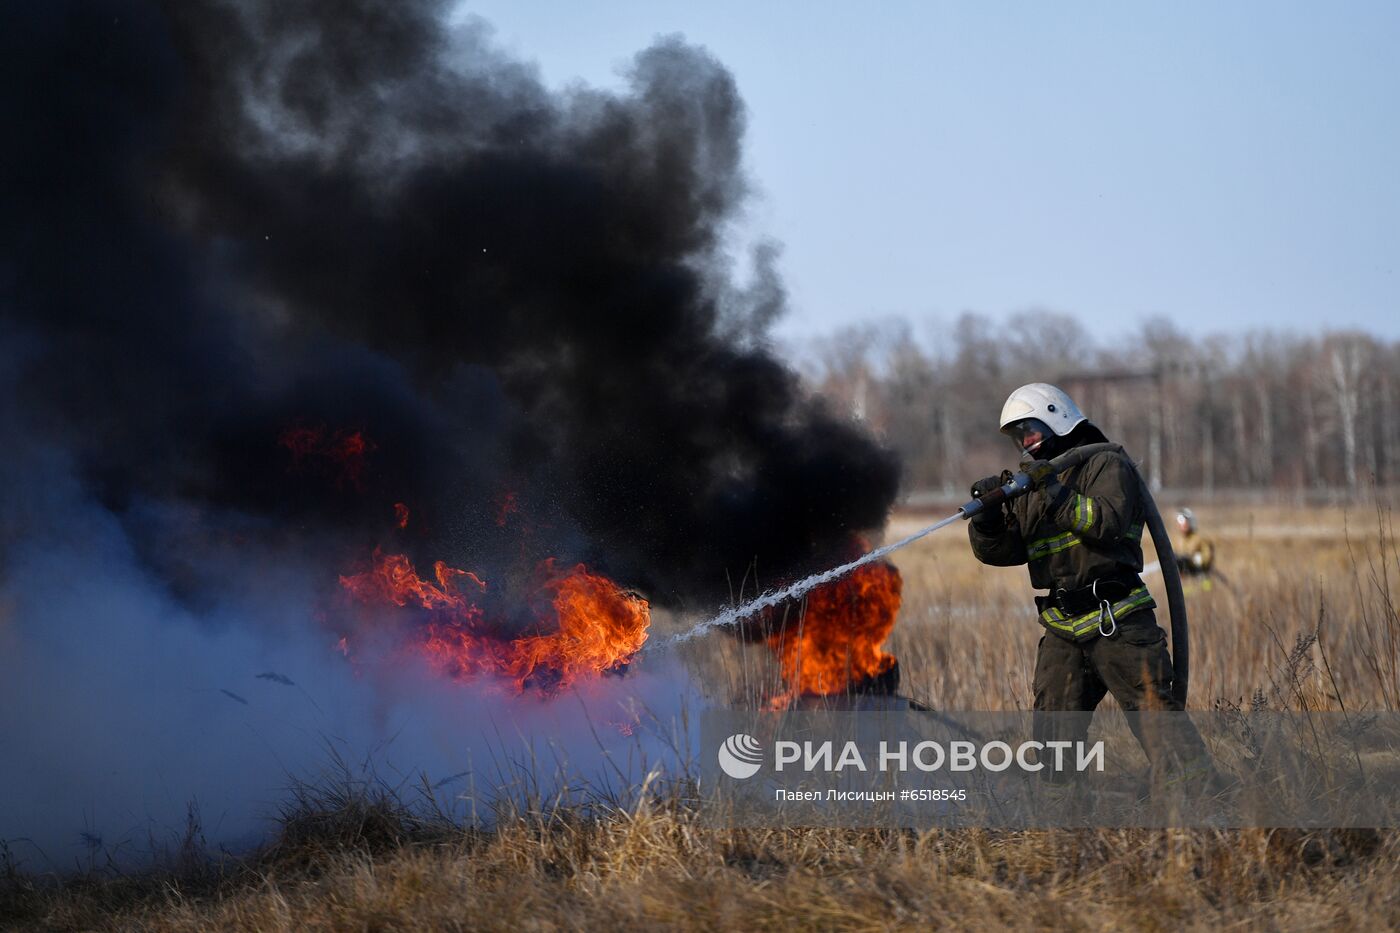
969,445,1210,780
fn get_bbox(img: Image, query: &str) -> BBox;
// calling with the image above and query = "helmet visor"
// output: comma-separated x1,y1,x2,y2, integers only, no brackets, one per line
1002,417,1053,455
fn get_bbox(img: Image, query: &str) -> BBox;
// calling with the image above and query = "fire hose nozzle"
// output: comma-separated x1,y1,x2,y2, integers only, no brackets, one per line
959,471,1033,519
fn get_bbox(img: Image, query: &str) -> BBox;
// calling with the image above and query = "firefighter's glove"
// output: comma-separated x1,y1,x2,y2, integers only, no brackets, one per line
1022,460,1057,489
1024,459,1071,509
969,475,1007,531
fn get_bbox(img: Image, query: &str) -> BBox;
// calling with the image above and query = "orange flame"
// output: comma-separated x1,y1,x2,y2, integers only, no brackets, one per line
767,560,901,704
339,551,648,694
394,502,410,529
339,549,486,611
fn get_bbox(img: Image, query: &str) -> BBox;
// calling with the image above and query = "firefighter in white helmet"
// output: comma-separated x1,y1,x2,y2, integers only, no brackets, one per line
968,383,1211,781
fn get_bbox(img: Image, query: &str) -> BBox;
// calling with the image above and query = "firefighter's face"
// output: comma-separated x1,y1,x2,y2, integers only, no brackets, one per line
1003,418,1052,455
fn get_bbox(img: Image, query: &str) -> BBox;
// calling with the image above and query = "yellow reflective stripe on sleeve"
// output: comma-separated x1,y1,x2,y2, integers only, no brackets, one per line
1026,531,1081,561
1038,586,1157,640
1070,494,1095,533
1126,522,1143,541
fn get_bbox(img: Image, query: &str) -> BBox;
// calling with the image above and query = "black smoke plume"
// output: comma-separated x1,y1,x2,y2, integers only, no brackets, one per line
3,0,898,606
0,0,905,865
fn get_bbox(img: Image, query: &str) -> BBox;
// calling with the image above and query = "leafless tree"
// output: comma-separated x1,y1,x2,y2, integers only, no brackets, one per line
793,313,1396,497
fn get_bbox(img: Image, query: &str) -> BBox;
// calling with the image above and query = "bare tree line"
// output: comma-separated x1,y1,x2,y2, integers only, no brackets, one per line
793,312,1400,499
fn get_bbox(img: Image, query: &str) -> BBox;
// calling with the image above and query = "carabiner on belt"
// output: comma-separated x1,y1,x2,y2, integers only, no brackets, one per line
1092,579,1117,637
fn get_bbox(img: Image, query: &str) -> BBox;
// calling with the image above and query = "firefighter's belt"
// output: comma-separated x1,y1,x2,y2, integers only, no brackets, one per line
1035,579,1155,641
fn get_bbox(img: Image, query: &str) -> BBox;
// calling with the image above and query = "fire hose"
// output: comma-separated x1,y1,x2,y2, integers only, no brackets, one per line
961,442,1189,706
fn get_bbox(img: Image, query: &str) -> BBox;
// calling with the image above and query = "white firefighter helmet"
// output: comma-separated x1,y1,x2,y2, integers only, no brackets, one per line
998,383,1087,436
1176,508,1197,533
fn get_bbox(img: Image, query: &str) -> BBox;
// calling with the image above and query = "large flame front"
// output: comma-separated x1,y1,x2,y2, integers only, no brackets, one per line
767,560,901,704
339,551,649,694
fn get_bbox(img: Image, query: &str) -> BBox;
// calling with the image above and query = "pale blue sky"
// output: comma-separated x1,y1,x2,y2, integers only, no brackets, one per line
458,2,1399,342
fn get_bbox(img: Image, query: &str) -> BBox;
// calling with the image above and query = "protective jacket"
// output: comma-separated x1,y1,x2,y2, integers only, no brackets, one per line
969,446,1154,641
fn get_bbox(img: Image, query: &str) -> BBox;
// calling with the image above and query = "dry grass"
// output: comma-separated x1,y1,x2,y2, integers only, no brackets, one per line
8,782,1400,933
6,800,1397,931
6,503,1400,931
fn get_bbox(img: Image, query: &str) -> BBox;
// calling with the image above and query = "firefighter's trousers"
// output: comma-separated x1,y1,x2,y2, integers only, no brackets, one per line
1031,609,1211,782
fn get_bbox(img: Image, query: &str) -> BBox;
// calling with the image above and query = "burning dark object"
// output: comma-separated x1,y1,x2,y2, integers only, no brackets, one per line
745,542,904,707
846,659,902,697
769,561,902,705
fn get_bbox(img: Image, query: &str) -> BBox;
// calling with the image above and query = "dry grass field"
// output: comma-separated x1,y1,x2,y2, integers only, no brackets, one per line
5,502,1400,931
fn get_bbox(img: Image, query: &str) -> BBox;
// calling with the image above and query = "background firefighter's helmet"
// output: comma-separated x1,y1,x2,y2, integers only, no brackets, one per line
998,383,1088,454
1176,507,1198,533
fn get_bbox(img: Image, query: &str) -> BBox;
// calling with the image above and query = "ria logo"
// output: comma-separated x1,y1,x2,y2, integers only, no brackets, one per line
717,733,764,779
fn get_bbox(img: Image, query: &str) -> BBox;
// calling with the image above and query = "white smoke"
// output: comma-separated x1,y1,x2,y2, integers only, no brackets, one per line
0,402,698,869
